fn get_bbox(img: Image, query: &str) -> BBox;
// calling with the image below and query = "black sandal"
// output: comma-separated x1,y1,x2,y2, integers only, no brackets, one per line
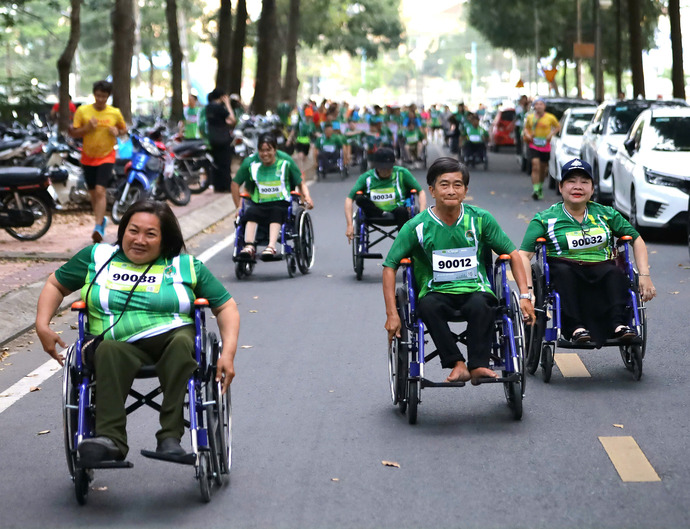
238,243,256,261
613,326,637,341
571,329,592,343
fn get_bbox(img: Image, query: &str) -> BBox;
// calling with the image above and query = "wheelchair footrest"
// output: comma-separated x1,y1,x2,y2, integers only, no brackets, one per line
140,449,196,466
420,378,465,388
361,253,384,259
555,336,643,350
76,460,133,470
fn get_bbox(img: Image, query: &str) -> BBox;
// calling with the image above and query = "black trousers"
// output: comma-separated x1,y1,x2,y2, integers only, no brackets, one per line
417,291,497,370
209,142,233,192
549,258,630,346
355,195,409,230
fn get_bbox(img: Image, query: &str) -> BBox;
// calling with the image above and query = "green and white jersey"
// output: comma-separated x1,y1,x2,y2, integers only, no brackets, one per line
234,154,302,203
464,124,488,143
315,134,344,153
404,128,424,145
347,166,422,212
55,244,232,342
520,201,639,262
295,120,315,144
383,205,516,298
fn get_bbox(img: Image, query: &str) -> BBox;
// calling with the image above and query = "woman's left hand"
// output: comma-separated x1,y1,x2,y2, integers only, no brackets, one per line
303,196,314,209
215,353,235,395
639,275,656,302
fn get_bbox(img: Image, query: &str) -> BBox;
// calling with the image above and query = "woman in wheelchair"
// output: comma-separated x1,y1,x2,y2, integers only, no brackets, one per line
231,133,314,260
344,147,427,241
519,158,656,346
382,157,535,384
35,200,240,463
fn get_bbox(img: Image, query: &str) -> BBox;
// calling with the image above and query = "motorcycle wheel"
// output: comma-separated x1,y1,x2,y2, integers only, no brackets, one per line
163,172,191,206
111,183,143,224
3,193,52,241
186,160,211,195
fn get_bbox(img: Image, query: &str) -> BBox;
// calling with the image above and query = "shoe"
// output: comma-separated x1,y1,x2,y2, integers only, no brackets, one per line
531,192,539,201
78,436,124,462
238,244,256,261
91,222,105,243
156,437,186,457
613,325,637,341
571,329,592,343
260,246,277,261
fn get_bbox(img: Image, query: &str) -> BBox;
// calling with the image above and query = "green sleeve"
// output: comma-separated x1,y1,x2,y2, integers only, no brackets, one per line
54,245,96,292
233,158,251,185
383,222,418,269
193,258,232,308
347,173,368,199
287,159,302,187
400,168,422,194
482,211,516,254
607,208,640,240
520,217,547,252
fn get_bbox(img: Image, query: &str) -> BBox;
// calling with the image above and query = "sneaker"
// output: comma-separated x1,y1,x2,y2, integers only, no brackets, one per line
531,192,539,201
92,222,105,243
156,437,186,457
78,436,125,463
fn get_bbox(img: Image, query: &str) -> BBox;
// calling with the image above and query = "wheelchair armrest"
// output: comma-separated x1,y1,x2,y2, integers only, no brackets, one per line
616,235,633,247
71,300,86,311
240,192,251,199
496,253,511,263
400,258,412,266
194,298,209,307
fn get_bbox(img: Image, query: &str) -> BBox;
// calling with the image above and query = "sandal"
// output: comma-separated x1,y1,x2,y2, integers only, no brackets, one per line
238,243,256,261
571,329,592,343
613,325,637,341
260,246,277,261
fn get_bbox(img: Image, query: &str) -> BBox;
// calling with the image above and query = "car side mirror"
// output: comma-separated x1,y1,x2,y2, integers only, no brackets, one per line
624,137,636,155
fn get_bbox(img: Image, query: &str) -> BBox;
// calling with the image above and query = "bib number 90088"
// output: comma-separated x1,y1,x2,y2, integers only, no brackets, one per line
111,272,157,283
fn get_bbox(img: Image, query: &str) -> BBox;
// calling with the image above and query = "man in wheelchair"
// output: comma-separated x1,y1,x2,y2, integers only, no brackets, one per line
382,157,535,384
344,147,427,241
402,121,426,167
231,133,314,261
461,113,488,166
519,158,656,346
35,200,240,464
313,122,345,175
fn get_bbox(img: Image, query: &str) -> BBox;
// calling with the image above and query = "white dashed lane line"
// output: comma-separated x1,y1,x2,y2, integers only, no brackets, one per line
0,359,61,414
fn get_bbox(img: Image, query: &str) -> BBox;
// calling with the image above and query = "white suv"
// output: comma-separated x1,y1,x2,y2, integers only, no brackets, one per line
612,106,690,230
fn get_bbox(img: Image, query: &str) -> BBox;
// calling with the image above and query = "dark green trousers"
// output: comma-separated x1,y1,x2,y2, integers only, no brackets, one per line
93,325,197,456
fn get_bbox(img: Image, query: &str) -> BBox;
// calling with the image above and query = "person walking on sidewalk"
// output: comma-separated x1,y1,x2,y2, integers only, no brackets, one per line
70,80,127,243
522,97,560,200
205,89,237,193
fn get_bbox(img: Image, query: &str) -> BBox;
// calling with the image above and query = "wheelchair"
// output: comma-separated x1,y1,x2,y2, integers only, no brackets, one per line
388,254,526,424
316,145,347,180
400,139,428,169
232,191,315,280
62,298,231,505
526,235,647,382
351,190,418,280
462,141,488,170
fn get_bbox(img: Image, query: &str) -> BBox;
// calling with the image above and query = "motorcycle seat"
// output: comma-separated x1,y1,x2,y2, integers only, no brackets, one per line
0,139,25,151
0,166,45,187
172,140,207,156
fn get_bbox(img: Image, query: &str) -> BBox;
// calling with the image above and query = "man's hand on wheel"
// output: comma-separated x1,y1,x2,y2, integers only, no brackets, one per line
385,313,402,344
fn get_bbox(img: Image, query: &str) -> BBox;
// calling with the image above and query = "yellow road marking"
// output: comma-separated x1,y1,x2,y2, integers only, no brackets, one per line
599,436,661,482
554,353,591,377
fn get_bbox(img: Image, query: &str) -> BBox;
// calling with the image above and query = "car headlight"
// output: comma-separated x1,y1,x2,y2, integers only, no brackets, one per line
562,144,579,156
607,144,618,156
644,168,690,193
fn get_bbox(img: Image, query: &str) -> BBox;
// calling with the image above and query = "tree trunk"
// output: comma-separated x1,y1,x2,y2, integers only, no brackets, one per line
669,0,686,100
627,0,645,98
111,0,135,122
148,54,155,97
230,0,247,96
561,59,567,97
216,0,233,93
282,0,300,106
252,0,277,114
267,27,284,111
56,0,81,133
615,0,622,95
166,0,184,122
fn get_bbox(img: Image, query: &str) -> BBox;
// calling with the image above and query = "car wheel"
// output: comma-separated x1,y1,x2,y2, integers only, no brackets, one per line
630,188,640,231
591,162,601,202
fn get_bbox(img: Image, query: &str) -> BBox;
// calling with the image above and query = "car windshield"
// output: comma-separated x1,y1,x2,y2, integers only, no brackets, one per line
566,113,595,135
648,116,690,151
606,104,648,134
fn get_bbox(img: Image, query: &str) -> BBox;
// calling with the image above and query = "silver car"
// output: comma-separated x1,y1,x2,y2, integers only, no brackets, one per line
548,106,597,188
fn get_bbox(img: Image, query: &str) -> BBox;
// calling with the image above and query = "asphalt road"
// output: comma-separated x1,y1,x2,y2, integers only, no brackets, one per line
1,145,689,529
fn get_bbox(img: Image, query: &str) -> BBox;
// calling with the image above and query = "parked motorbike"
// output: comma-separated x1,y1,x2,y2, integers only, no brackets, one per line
110,133,190,224
0,166,57,240
169,138,212,194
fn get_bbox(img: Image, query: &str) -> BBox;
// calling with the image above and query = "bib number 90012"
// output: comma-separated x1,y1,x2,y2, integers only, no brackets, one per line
432,248,478,282
436,257,473,270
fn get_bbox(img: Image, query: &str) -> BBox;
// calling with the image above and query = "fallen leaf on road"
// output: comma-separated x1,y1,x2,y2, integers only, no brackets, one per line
331,478,340,482
56,331,63,334
326,274,333,278
2,347,8,351
37,430,50,435
382,461,400,468
240,345,253,349
70,324,78,330
650,250,657,254
0,393,11,398
25,374,38,378
613,424,624,429
28,341,33,344
30,386,40,392
669,291,679,295
490,191,496,195
94,486,108,491
253,296,259,299
249,310,258,313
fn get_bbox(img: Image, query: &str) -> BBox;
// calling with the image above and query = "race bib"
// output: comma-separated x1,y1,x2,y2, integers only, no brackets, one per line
533,137,547,147
432,247,478,282
370,188,396,208
323,144,336,153
468,134,482,143
258,180,283,202
105,262,165,293
566,227,607,251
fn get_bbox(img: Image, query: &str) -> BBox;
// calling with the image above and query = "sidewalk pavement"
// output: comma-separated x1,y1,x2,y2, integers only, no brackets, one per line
0,191,236,347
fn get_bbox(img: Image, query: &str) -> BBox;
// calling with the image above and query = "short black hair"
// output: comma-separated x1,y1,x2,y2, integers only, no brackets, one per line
92,80,112,95
257,133,278,150
426,157,470,187
116,200,186,259
208,88,226,102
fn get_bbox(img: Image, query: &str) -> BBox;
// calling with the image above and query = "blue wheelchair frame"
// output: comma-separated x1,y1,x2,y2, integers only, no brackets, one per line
351,190,417,280
63,298,230,505
316,146,347,180
389,253,525,424
528,235,647,382
232,190,315,279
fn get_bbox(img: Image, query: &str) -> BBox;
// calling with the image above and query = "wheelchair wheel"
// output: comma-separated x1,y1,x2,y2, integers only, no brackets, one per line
295,209,315,274
395,287,410,414
527,262,546,375
234,260,254,280
198,452,212,503
352,213,364,280
541,344,554,383
388,340,400,405
74,467,91,505
62,346,78,479
503,291,525,420
286,254,297,277
407,379,419,425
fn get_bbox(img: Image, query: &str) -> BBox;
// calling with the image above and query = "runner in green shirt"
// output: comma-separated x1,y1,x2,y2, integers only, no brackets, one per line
383,157,534,384
180,94,201,139
345,147,427,238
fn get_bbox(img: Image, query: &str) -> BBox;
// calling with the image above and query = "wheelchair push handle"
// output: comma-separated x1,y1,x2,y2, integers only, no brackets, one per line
71,300,87,311
496,254,511,262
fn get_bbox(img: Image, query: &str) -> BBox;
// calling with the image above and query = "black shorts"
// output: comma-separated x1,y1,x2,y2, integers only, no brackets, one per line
528,147,550,163
82,163,114,190
243,201,290,225
294,142,310,156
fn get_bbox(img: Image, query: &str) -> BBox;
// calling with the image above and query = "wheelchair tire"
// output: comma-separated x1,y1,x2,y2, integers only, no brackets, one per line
206,332,232,480
74,468,91,505
541,344,554,383
527,262,546,375
395,288,410,415
234,260,254,280
62,346,78,479
631,345,643,380
352,212,364,280
504,376,523,421
407,379,419,425
295,209,315,274
286,254,297,277
198,452,212,503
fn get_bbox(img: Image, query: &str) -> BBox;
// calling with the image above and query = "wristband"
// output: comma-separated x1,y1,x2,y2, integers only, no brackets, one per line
519,294,532,300
639,273,650,276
